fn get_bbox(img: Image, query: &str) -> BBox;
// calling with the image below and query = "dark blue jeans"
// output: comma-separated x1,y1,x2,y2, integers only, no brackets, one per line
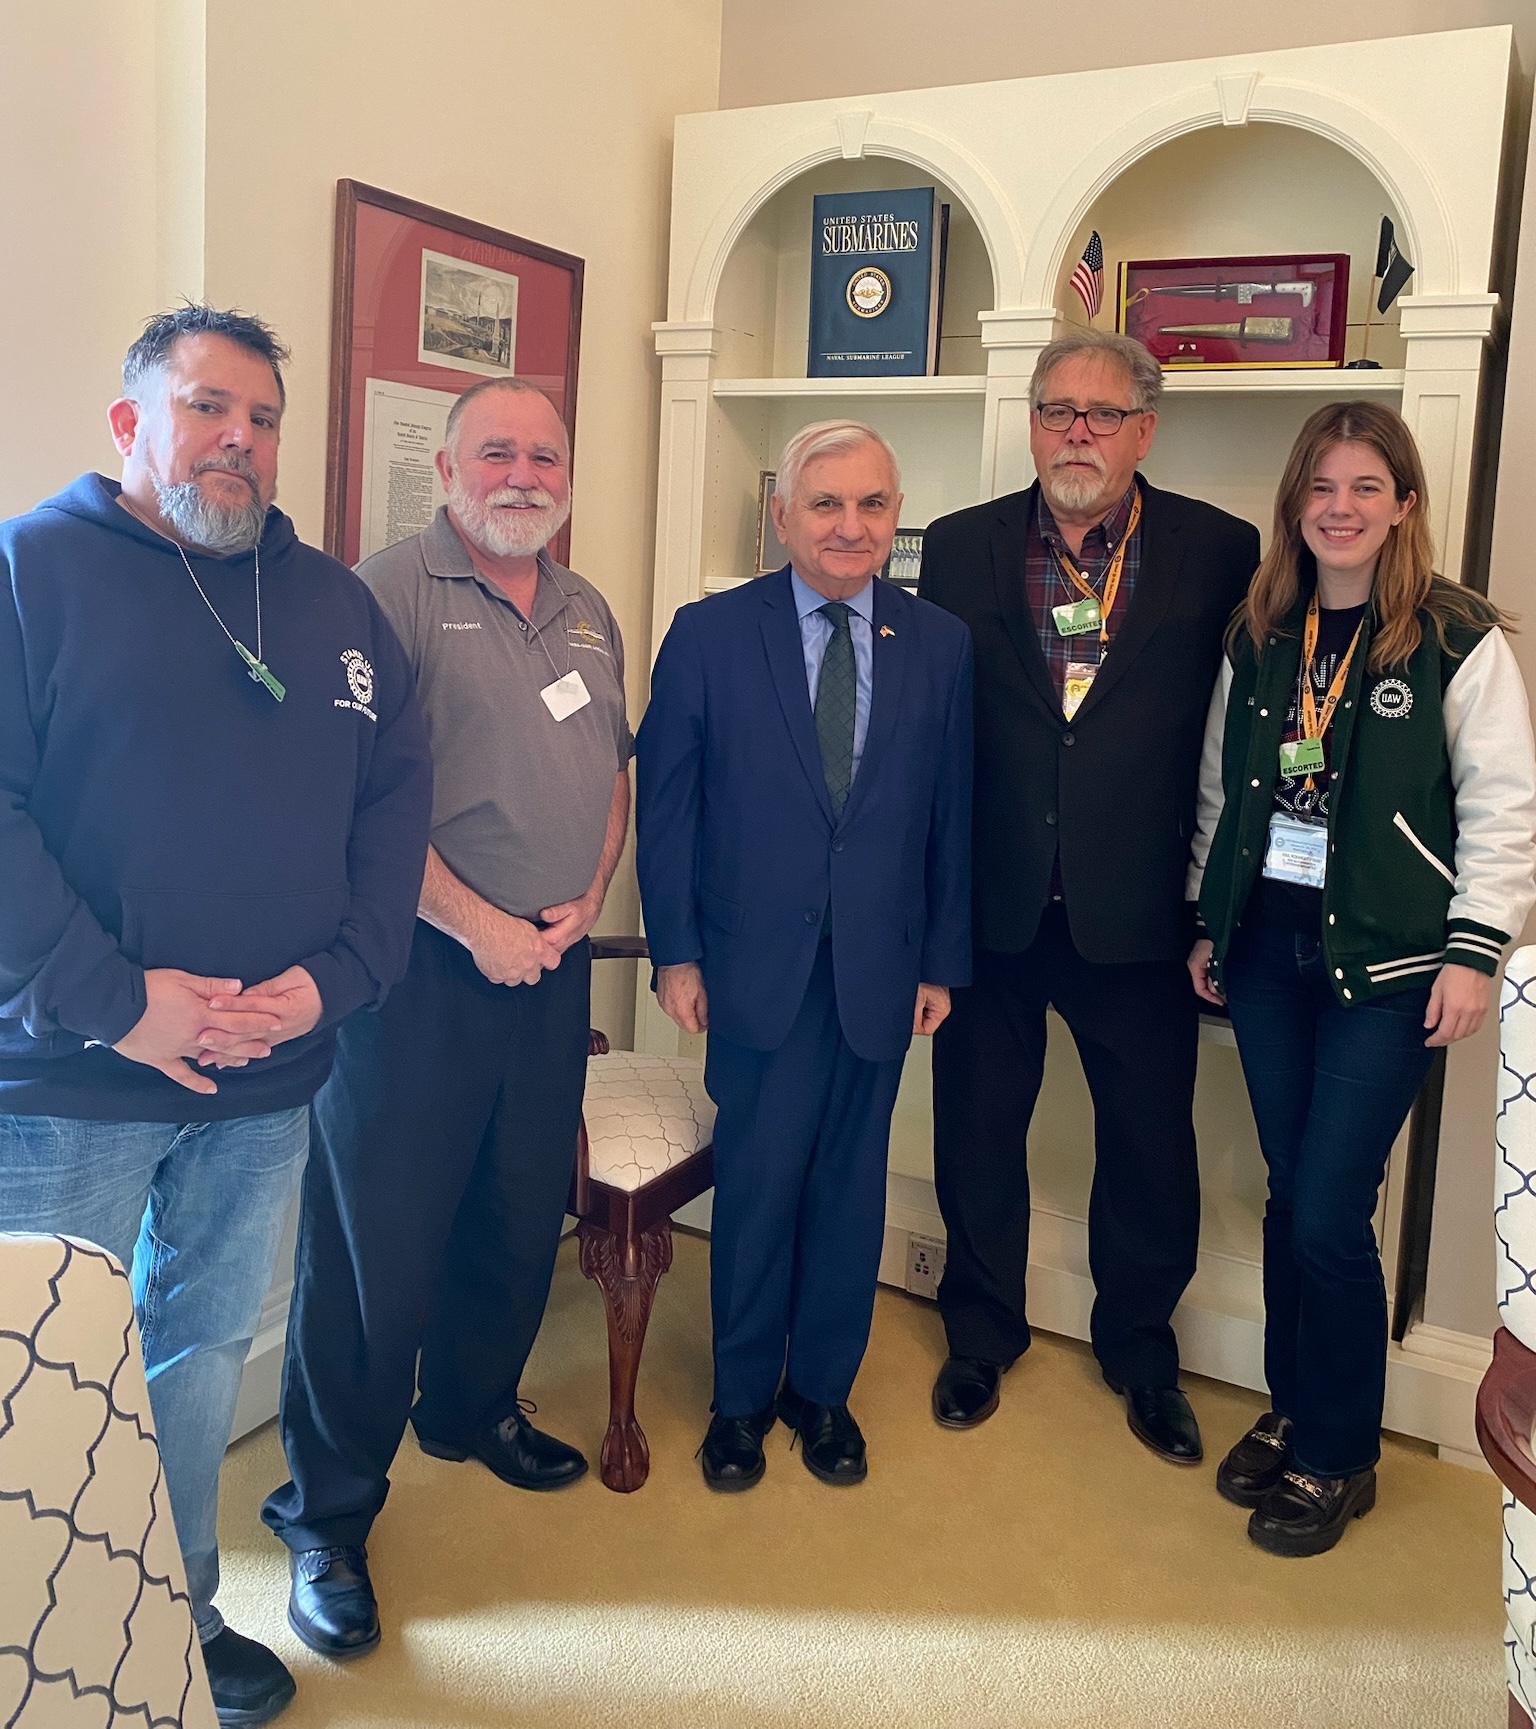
1223,894,1434,1477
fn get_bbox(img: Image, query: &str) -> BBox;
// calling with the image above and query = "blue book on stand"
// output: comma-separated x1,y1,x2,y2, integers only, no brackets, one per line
808,188,944,377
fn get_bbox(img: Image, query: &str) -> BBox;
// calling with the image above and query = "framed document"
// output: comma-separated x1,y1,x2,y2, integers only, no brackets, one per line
326,180,584,566
1117,253,1349,369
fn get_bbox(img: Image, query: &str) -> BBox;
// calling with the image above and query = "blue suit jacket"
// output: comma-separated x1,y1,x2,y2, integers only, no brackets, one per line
636,568,974,1064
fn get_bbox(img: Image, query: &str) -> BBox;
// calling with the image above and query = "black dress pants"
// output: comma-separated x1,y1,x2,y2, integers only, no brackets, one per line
261,919,590,1551
931,904,1200,1388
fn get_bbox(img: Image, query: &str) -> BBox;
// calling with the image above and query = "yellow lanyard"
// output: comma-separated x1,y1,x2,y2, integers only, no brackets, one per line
1297,590,1364,788
1051,490,1142,646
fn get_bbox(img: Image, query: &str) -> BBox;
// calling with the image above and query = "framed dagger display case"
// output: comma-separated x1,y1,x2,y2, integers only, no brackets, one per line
1117,253,1349,369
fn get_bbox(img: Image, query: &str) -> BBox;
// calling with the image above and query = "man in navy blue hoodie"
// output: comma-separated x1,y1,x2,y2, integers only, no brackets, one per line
0,306,432,1726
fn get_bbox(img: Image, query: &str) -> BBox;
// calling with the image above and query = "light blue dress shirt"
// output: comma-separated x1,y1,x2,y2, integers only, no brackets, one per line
790,569,875,780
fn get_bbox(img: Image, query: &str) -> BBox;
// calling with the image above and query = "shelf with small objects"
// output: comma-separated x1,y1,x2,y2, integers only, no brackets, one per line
700,156,996,590
645,30,1511,1428
1056,122,1416,554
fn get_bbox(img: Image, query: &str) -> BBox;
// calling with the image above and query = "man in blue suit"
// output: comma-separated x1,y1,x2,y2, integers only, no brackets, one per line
636,420,973,1491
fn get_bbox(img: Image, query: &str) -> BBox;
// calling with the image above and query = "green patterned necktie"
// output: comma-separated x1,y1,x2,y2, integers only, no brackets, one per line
814,601,856,817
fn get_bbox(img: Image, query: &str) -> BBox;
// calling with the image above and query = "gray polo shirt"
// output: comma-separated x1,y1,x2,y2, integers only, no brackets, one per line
359,508,632,921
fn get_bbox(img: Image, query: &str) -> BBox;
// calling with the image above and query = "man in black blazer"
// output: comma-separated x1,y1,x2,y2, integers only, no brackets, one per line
917,330,1259,1463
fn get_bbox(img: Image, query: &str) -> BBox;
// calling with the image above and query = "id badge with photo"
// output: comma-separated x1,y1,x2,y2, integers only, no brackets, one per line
540,668,591,722
1052,596,1102,638
1262,813,1328,889
1062,661,1097,721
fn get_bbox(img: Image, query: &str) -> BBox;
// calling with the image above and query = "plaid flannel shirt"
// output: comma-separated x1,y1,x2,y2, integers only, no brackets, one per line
1023,479,1142,706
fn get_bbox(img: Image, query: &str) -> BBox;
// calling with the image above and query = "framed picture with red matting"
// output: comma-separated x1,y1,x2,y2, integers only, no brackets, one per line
325,180,583,567
1117,253,1348,369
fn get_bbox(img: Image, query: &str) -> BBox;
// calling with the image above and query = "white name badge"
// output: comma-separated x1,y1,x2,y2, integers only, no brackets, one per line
540,668,591,722
1262,813,1328,889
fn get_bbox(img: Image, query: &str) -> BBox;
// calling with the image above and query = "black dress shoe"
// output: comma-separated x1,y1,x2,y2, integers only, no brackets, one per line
776,1384,868,1485
932,1356,1004,1428
1106,1379,1203,1464
417,1402,588,1490
200,1626,296,1727
699,1404,777,1491
1216,1411,1295,1508
287,1545,380,1658
1248,1466,1376,1557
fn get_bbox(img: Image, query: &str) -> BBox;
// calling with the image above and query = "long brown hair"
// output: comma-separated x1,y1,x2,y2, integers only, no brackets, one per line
1233,401,1510,670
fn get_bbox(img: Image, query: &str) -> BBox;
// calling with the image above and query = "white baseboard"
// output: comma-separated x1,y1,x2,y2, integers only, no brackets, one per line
232,1169,1494,1465
880,1169,1490,1460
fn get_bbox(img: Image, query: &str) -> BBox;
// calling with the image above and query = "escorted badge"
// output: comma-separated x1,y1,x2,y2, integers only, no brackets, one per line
1279,737,1326,776
1052,596,1102,638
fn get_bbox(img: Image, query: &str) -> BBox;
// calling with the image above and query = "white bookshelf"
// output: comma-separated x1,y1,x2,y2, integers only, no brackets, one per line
643,28,1512,1452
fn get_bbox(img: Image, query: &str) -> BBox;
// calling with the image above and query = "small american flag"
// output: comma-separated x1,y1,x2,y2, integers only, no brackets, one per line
1070,231,1104,319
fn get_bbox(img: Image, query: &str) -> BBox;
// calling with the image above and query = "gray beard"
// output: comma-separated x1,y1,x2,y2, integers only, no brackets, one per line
1041,459,1114,517
448,477,571,559
154,474,266,554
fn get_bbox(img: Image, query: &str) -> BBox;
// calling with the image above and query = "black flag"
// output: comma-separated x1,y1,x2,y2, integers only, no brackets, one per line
1375,216,1415,314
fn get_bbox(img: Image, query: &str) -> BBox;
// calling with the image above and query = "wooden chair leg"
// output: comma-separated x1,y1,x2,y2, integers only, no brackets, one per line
577,1216,673,1492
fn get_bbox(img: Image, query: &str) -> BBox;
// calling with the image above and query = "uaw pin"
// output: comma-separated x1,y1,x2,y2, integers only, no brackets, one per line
879,625,895,638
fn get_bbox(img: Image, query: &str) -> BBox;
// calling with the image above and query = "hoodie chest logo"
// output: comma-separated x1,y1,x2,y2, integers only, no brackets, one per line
334,649,377,722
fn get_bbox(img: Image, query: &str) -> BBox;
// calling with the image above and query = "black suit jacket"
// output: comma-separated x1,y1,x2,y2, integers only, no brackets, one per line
918,477,1259,963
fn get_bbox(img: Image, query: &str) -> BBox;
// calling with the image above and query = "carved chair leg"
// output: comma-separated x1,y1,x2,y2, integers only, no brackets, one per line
577,1216,673,1492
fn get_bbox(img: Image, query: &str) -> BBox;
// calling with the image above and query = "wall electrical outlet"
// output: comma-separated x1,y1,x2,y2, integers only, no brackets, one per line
905,1232,947,1301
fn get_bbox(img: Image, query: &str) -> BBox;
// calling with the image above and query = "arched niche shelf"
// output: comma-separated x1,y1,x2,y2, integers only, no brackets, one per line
1042,122,1414,541
711,154,998,380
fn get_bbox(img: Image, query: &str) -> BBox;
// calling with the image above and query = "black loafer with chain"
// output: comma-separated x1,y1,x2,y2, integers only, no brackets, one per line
1248,1465,1377,1557
1216,1411,1294,1508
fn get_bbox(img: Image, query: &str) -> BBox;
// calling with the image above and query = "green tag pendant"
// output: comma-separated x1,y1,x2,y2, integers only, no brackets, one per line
1051,596,1102,638
1279,736,1325,776
235,640,286,703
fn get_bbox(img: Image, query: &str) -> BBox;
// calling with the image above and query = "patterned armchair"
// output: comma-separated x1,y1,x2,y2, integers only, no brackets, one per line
0,1233,217,1727
569,936,715,1492
1478,948,1536,1728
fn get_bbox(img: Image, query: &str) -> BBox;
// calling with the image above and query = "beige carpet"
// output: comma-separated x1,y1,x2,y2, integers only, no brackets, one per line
218,1231,1505,1728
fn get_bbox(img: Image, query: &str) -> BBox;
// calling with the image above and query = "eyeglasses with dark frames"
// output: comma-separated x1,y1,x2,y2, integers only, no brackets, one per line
1035,402,1144,435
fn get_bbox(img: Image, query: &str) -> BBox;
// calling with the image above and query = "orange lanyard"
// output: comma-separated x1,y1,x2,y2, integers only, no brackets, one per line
1297,590,1364,788
1051,490,1142,646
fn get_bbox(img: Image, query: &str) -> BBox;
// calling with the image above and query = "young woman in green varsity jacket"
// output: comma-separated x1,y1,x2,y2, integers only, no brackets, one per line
1187,401,1536,1558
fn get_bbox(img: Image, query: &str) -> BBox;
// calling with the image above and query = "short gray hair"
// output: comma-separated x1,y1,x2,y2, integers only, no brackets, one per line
776,419,901,507
444,376,568,454
1031,330,1163,414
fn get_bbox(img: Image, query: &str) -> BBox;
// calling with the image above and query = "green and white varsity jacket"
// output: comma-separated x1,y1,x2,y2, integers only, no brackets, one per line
1189,580,1536,1004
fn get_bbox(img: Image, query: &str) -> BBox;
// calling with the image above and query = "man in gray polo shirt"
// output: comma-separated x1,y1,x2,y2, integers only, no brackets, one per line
262,378,631,1658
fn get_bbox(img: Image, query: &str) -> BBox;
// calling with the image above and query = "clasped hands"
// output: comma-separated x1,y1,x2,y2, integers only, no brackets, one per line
464,888,602,988
112,964,323,1096
657,963,951,1038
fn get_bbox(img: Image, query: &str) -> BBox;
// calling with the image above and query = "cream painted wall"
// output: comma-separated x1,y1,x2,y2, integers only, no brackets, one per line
194,0,721,1043
0,8,159,516
718,0,1535,109
1,0,722,1048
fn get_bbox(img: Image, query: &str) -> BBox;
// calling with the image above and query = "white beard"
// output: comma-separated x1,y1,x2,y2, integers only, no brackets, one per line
448,476,571,559
1041,453,1114,517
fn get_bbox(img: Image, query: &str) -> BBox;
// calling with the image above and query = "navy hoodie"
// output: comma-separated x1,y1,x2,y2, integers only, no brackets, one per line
0,474,433,1120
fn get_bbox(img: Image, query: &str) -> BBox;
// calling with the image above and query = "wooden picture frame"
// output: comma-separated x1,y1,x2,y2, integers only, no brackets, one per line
325,180,584,568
